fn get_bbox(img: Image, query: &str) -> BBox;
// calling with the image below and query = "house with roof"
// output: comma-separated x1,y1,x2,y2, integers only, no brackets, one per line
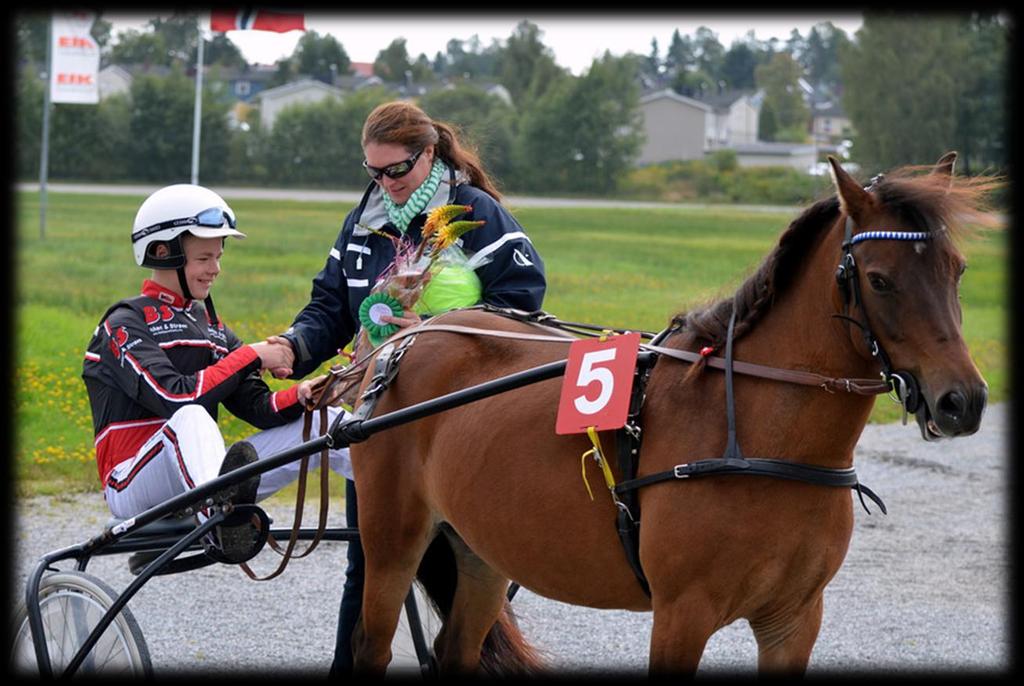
98,64,132,99
350,61,375,78
698,89,763,150
811,100,852,144
636,89,713,165
213,64,278,102
254,78,346,130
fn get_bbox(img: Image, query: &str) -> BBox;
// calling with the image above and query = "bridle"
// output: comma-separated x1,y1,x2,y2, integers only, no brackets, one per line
832,175,933,423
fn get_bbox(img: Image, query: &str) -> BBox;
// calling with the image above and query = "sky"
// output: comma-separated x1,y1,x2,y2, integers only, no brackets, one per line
102,12,864,75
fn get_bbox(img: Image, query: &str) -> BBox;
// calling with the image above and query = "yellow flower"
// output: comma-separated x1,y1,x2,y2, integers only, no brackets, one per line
433,220,486,251
423,204,472,240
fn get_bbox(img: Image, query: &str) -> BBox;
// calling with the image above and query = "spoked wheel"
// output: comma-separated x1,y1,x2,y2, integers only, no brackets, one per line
10,571,152,677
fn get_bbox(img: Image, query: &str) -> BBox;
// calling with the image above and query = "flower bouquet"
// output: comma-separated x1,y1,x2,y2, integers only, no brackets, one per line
355,204,487,353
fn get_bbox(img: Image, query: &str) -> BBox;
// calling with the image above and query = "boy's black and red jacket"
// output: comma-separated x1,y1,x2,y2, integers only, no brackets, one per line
82,280,303,484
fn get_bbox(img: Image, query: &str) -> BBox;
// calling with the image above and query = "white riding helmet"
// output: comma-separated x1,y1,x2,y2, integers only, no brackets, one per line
131,184,245,269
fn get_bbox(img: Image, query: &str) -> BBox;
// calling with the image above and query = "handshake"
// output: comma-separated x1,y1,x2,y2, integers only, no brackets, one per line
250,335,296,379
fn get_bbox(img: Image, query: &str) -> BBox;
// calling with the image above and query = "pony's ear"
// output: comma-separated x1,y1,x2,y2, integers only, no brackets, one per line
828,156,874,224
933,151,957,186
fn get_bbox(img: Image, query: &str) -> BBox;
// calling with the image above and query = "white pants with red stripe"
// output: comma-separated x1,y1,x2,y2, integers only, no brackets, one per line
103,404,352,520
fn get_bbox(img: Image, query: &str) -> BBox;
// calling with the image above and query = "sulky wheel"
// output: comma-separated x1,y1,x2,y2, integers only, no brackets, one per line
9,571,152,677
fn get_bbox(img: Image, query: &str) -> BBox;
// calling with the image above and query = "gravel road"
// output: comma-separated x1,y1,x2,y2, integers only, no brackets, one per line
11,403,1009,677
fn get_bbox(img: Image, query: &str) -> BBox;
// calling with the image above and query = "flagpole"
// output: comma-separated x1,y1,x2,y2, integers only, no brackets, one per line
39,16,53,239
190,21,204,185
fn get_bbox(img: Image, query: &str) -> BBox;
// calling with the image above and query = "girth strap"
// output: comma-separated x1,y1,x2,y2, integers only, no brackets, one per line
614,457,887,515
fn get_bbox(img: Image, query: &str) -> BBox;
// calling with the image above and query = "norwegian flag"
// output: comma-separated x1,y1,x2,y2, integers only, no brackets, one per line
210,9,305,33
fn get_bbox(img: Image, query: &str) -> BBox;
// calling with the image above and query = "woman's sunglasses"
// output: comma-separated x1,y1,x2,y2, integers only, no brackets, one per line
362,149,424,181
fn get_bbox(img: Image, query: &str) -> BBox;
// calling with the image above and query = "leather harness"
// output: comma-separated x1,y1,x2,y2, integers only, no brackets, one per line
319,302,893,597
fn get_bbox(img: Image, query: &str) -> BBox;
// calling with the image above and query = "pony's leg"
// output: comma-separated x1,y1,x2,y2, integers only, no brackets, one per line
352,512,436,675
648,591,720,675
749,593,824,675
432,538,509,673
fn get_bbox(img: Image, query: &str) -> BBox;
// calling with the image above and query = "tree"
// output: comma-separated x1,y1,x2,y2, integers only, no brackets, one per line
373,38,411,82
693,26,725,84
204,33,246,70
785,28,807,62
515,53,643,194
16,13,111,65
16,14,49,65
410,54,436,84
951,14,1008,173
268,56,297,88
721,39,759,90
803,25,828,87
108,27,169,66
440,35,501,80
645,37,662,79
264,86,391,187
800,22,851,96
840,14,965,172
16,64,44,178
758,100,778,142
496,20,565,107
755,52,810,141
107,13,243,69
125,68,231,182
294,30,351,82
671,68,716,99
664,29,695,76
417,84,517,185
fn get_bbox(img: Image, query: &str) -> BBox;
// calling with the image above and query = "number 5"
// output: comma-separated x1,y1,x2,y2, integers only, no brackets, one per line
573,348,617,415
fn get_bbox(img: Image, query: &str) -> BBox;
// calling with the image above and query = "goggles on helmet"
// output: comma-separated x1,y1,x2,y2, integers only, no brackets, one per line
131,207,237,244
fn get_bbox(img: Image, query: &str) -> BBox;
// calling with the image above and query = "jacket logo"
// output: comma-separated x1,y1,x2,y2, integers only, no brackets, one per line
109,326,129,359
144,305,175,325
513,248,534,267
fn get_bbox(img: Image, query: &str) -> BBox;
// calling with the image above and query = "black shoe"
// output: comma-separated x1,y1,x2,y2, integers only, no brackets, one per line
206,441,262,564
218,440,260,505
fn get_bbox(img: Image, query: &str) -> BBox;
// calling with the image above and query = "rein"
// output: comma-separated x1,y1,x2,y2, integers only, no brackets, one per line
239,401,332,582
376,320,893,396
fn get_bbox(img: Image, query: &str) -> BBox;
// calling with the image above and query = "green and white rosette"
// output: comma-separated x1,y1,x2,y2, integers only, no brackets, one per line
358,292,405,346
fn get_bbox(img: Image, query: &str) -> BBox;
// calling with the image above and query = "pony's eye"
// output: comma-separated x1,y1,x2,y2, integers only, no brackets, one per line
867,273,892,293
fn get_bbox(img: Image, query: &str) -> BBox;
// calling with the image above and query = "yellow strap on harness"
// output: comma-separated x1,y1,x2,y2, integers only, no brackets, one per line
580,426,617,501
579,330,620,501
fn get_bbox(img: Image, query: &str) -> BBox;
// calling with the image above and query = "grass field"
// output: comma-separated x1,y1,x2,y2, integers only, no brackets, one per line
13,191,1008,498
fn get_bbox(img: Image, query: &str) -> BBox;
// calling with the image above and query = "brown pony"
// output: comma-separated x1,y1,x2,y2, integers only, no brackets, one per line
347,153,999,675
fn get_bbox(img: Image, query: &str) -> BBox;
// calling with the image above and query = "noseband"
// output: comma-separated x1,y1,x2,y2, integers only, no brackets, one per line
833,177,932,423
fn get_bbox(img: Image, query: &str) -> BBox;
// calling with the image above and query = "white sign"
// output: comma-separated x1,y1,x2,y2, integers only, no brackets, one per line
50,12,99,104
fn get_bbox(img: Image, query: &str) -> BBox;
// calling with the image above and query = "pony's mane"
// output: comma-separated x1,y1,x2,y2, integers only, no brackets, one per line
669,165,1000,366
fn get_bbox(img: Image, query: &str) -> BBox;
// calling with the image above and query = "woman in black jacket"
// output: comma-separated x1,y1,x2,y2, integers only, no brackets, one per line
265,101,547,673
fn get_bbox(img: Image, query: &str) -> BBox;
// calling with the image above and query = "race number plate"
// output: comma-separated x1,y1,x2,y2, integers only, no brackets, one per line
556,332,641,435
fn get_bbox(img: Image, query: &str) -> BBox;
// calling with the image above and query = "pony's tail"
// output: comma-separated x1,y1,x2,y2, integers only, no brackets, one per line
415,533,547,676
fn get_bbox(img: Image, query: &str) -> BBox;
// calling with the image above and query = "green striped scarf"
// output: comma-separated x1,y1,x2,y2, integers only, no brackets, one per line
381,158,446,234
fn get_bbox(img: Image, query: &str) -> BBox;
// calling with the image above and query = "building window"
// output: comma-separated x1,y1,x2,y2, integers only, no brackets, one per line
236,80,251,97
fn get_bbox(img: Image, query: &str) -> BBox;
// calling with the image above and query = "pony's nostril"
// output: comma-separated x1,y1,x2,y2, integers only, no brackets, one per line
937,390,967,421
